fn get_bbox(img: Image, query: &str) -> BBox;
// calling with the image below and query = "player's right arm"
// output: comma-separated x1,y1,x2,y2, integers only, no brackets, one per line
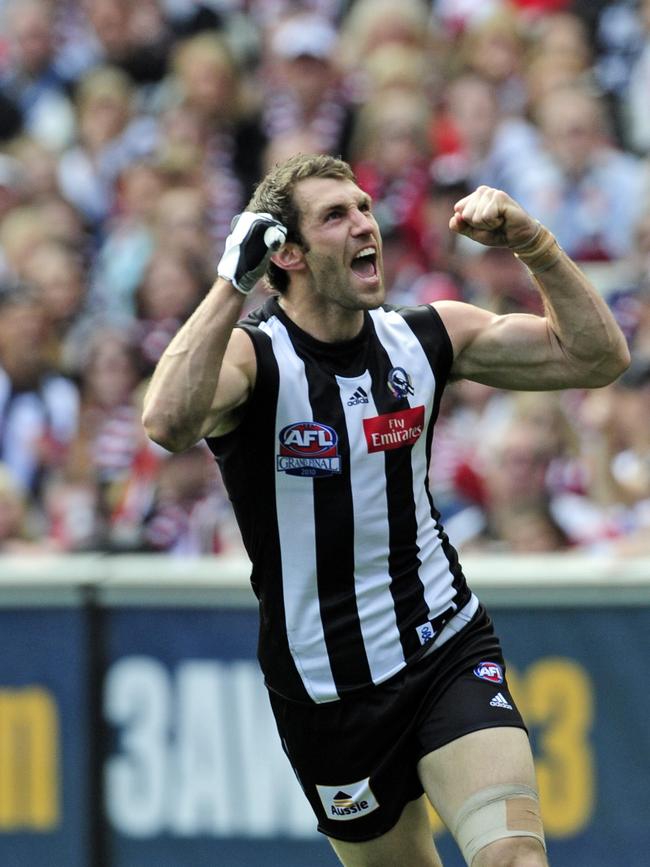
142,279,254,451
142,213,286,452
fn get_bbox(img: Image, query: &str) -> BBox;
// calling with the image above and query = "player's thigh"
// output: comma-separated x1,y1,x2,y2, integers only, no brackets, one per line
328,795,443,867
417,726,538,835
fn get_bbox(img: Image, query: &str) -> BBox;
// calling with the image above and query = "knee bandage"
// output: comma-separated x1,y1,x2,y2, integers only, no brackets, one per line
452,784,545,866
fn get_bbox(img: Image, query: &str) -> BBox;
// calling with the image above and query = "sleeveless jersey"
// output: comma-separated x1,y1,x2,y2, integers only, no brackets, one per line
207,297,477,704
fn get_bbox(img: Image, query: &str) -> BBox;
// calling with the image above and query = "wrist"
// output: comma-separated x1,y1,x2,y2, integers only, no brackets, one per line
511,223,563,275
217,273,256,295
216,260,258,295
212,275,251,304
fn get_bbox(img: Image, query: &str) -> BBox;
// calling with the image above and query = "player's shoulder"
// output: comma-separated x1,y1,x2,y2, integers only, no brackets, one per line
238,295,277,330
376,301,450,333
232,297,275,352
229,296,280,375
432,299,494,332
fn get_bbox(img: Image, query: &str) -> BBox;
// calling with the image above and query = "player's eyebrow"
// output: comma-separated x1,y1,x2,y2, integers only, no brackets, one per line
315,193,373,219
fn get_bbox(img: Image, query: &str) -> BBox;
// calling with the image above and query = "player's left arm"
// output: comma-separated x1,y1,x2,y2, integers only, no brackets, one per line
433,186,631,390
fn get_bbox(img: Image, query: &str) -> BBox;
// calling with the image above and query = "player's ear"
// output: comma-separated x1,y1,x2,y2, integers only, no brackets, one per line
271,243,305,272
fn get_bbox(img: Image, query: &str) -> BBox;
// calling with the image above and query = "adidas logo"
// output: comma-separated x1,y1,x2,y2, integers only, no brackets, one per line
347,386,369,406
489,692,513,710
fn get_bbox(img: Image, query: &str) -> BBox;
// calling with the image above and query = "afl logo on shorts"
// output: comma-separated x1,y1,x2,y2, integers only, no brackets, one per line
277,421,342,478
473,661,504,684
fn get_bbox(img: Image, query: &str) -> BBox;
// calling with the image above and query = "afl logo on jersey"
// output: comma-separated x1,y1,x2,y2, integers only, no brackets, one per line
473,661,504,684
387,367,414,398
277,422,342,477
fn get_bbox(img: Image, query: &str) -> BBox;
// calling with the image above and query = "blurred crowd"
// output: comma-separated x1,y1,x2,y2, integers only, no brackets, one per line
1,0,650,558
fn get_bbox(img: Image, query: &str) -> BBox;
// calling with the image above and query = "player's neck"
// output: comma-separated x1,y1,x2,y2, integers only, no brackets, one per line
278,293,365,344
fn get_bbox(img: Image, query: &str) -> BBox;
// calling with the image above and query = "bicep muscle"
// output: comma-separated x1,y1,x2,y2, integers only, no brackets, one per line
434,300,574,390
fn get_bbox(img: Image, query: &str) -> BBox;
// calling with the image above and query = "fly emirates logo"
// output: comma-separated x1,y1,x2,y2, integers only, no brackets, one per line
363,406,425,453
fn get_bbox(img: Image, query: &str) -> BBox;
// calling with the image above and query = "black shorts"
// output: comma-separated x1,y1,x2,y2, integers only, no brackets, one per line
268,606,526,843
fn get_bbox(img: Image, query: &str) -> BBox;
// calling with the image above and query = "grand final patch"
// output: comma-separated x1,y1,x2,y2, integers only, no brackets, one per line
277,421,341,477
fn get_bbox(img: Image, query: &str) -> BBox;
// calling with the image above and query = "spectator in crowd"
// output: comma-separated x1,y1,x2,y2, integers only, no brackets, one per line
0,0,647,559
55,0,173,89
143,445,242,555
58,328,157,550
580,358,650,509
361,43,433,102
427,379,506,530
587,0,646,146
260,12,355,161
57,65,158,231
0,463,53,552
0,0,75,149
339,0,433,98
413,164,471,285
0,92,23,144
88,158,164,321
153,184,212,265
622,0,650,153
438,72,542,195
456,232,543,318
22,239,88,373
349,89,433,295
431,0,505,37
523,10,595,108
0,203,50,280
134,248,209,373
0,285,79,503
6,136,60,202
430,384,602,553
454,7,529,116
164,31,266,255
465,419,563,551
514,83,647,261
0,154,26,225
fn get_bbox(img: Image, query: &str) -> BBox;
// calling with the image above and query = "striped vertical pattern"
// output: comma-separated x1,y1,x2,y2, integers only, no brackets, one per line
208,322,313,703
370,309,463,626
209,299,473,704
259,316,338,702
299,355,374,695
337,371,406,684
400,305,469,598
362,317,432,662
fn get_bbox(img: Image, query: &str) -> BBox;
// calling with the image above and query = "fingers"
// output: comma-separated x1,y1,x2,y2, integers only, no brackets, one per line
228,212,287,247
450,186,538,249
264,224,287,251
452,186,507,231
217,211,287,294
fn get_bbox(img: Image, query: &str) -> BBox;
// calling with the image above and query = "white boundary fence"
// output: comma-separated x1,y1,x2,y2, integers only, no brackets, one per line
1,552,649,607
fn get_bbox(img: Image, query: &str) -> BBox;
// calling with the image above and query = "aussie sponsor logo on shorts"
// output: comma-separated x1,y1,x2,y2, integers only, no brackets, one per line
277,421,341,477
316,778,380,821
473,661,504,684
363,406,425,453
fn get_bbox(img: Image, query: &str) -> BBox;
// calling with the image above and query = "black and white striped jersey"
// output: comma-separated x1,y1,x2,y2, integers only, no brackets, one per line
207,297,477,704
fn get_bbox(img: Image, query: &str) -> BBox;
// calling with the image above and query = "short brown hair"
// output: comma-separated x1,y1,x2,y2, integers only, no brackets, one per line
246,153,355,293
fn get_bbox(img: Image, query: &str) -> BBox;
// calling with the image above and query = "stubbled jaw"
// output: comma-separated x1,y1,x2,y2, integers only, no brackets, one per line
350,246,378,282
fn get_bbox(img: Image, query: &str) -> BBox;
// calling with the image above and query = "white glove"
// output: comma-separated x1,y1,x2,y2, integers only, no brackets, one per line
217,212,287,294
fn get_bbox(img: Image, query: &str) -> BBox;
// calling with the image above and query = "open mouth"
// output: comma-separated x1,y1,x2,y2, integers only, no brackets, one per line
350,247,377,279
